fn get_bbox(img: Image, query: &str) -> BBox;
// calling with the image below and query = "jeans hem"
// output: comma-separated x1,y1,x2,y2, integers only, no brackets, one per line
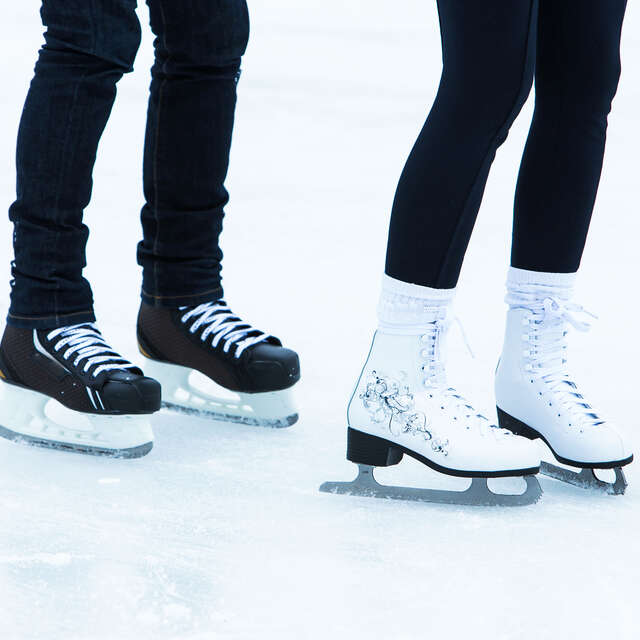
141,286,223,308
6,309,97,329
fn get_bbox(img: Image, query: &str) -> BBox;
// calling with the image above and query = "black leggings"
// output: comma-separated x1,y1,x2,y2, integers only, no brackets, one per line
385,0,627,289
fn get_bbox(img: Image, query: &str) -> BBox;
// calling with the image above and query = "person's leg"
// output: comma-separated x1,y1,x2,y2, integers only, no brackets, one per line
496,1,632,492
135,1,299,427
7,0,141,329
385,0,538,290
512,0,627,271
138,0,250,307
333,1,544,503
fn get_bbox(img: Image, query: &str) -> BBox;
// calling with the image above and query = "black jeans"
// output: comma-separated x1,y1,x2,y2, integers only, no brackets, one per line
8,0,249,329
385,0,627,289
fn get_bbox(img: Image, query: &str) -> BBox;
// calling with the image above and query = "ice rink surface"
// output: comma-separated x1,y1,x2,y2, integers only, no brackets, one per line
1,2,639,638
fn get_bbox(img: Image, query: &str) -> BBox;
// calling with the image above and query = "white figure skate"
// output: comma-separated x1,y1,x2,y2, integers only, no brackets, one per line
322,317,542,506
496,296,633,495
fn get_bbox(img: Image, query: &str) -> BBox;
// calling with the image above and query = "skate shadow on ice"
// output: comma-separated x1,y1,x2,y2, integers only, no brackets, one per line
149,409,300,466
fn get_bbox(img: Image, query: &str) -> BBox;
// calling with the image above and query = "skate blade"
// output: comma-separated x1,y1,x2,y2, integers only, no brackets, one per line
161,401,298,429
540,461,628,495
319,464,542,507
142,358,298,428
0,381,154,458
0,423,152,459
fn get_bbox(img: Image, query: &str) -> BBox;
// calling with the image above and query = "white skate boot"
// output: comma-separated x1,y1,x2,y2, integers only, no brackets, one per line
321,276,541,507
495,268,633,494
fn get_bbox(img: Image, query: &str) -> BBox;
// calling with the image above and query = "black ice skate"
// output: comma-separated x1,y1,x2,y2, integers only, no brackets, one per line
137,300,300,427
0,324,160,457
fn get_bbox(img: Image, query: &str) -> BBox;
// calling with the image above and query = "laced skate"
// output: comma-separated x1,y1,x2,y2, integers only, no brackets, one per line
137,300,300,427
496,293,633,495
0,323,159,457
321,315,542,507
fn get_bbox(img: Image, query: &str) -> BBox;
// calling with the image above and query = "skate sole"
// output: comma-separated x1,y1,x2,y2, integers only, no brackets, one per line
0,423,153,459
346,427,540,478
320,464,542,507
497,407,632,495
161,401,298,428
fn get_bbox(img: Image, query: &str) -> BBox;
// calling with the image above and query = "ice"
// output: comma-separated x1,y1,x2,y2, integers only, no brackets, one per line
1,2,639,638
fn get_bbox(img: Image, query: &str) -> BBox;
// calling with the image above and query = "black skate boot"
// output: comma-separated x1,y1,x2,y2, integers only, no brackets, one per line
137,300,300,427
0,323,160,457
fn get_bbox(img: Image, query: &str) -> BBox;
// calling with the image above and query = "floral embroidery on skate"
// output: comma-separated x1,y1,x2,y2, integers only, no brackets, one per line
360,371,448,456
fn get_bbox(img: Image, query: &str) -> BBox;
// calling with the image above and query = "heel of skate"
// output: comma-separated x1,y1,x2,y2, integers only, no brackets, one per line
346,428,403,467
496,407,539,440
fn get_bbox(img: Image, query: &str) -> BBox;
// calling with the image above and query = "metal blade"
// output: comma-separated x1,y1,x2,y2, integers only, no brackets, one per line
540,461,627,495
161,401,297,428
320,464,542,507
0,423,153,458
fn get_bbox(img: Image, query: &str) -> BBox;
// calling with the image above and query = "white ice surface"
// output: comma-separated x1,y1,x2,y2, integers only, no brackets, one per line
1,2,639,639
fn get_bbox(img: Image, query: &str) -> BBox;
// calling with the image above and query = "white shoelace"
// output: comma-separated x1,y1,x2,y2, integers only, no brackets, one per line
180,301,271,358
418,320,506,437
47,324,136,378
512,294,602,429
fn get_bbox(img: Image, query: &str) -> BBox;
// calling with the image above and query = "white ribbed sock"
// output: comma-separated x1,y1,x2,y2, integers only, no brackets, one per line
377,274,455,335
507,267,576,306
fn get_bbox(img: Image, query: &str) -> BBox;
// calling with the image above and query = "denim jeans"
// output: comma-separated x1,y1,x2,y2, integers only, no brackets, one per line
7,0,250,329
